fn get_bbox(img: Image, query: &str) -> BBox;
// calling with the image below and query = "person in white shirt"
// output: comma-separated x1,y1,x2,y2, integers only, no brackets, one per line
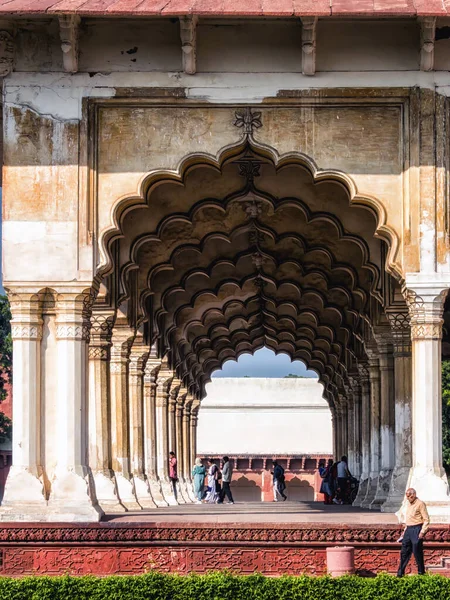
335,455,351,504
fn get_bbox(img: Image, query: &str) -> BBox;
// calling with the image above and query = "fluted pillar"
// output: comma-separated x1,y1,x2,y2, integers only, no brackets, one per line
349,377,362,478
345,390,356,474
48,291,102,520
110,324,140,510
143,358,167,507
362,344,381,508
1,291,47,518
190,401,200,469
371,328,395,509
155,367,177,505
88,309,124,512
129,341,155,508
405,285,450,520
353,365,371,506
383,309,413,512
176,387,192,502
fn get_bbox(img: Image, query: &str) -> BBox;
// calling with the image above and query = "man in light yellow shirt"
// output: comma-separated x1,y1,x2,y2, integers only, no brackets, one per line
397,488,430,576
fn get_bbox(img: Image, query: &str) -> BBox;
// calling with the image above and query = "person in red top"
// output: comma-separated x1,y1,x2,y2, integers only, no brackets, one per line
169,451,178,500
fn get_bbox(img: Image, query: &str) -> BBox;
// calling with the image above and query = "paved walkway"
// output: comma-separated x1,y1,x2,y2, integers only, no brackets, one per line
104,501,399,524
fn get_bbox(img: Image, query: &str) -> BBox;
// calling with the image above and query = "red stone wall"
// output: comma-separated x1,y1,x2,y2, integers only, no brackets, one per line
0,523,449,576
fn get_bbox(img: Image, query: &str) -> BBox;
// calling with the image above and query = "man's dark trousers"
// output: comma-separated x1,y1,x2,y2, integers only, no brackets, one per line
219,482,234,503
397,524,425,576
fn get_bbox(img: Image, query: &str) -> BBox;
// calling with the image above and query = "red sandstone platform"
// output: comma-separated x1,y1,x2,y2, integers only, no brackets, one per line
1,503,449,577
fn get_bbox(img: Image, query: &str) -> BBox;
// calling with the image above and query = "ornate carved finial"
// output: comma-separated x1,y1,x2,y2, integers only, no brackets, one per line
0,23,15,77
59,15,81,74
179,16,198,75
419,17,436,72
234,107,262,136
301,17,317,76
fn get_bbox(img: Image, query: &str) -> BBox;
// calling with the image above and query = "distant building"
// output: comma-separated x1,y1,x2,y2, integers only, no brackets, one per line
198,377,332,455
197,378,332,501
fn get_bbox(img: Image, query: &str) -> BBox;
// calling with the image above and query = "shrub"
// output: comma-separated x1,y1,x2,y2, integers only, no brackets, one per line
0,573,450,600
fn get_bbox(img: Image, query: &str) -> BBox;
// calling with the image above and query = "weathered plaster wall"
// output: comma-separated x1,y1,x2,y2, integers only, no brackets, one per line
4,17,450,287
197,378,332,455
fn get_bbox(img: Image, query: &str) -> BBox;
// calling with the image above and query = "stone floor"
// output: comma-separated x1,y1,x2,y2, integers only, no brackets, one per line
104,501,399,524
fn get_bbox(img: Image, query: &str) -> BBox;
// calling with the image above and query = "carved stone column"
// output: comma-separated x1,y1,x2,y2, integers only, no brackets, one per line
353,365,371,506
382,310,413,512
182,394,196,501
129,342,155,508
338,394,348,457
49,291,102,520
176,387,191,503
371,328,395,509
349,377,362,478
361,343,381,509
143,359,167,506
405,286,450,519
1,291,46,519
155,367,177,505
344,387,356,474
110,326,140,510
190,401,200,470
88,310,124,512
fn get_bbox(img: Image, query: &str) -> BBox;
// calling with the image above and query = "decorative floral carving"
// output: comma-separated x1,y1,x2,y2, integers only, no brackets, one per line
234,107,262,136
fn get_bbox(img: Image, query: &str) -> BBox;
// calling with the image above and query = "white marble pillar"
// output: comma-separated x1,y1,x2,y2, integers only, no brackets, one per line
49,292,102,520
1,291,47,519
383,310,413,512
371,329,395,509
338,394,348,458
349,377,362,478
346,393,356,474
129,343,155,508
143,359,167,507
176,388,191,502
155,368,178,505
353,365,371,506
190,401,200,469
182,395,196,501
405,285,450,520
362,345,381,508
88,310,124,512
110,326,140,510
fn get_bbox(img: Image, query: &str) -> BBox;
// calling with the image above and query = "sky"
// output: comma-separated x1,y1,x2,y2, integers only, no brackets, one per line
211,347,318,378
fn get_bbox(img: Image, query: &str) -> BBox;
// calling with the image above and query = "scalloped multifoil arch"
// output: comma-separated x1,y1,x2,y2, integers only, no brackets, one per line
97,136,402,285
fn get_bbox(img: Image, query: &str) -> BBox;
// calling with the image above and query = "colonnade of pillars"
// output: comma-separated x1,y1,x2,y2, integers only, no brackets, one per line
2,282,450,521
334,286,450,519
2,290,200,520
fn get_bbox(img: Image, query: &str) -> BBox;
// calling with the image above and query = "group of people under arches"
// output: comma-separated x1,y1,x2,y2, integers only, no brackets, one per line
192,456,235,504
319,455,359,505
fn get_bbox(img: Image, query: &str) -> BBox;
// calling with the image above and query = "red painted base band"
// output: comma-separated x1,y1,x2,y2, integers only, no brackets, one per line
0,523,449,576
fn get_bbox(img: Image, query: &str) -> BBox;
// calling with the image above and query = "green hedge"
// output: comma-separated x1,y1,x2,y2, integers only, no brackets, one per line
0,572,450,600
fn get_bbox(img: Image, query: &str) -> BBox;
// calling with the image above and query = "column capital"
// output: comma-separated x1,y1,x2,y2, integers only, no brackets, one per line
386,308,412,356
8,290,43,340
403,285,448,340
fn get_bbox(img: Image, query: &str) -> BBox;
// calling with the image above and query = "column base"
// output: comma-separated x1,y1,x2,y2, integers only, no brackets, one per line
47,469,104,522
115,473,142,511
352,474,369,507
370,469,393,510
0,466,48,521
409,467,450,523
133,475,157,509
160,478,179,506
360,472,379,509
381,466,410,513
93,471,127,513
148,477,169,507
182,478,196,503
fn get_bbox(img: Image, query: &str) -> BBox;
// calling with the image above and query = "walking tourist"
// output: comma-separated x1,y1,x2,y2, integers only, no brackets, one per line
192,457,206,503
319,458,335,505
218,456,235,504
169,451,178,500
334,455,351,504
272,459,287,501
205,458,219,503
397,488,430,577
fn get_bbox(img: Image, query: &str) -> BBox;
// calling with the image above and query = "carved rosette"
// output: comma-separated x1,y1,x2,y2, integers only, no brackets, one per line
404,288,447,342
